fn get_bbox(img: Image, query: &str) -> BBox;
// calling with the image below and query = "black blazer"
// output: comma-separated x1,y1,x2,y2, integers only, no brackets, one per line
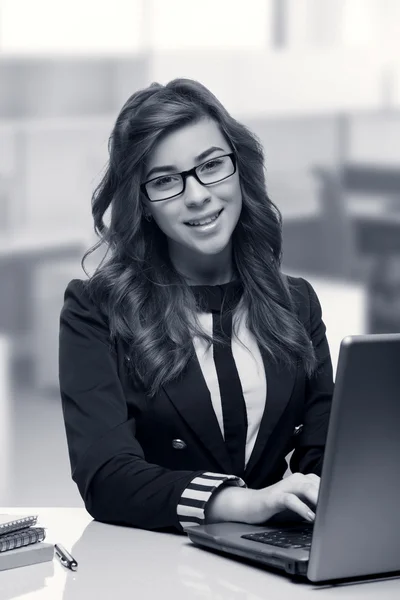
59,275,334,532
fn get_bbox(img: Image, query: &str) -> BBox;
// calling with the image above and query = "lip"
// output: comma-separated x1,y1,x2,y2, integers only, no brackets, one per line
184,209,223,225
184,209,224,235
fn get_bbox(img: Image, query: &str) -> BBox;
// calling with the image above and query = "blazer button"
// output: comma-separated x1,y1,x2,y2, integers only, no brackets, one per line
172,439,187,450
294,424,303,435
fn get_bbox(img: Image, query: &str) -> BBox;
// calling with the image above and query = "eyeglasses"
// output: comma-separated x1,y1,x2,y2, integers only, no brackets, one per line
140,152,237,202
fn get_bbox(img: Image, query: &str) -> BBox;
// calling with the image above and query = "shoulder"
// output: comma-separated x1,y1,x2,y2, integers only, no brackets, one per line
285,274,311,303
61,278,91,316
60,278,108,328
284,274,321,325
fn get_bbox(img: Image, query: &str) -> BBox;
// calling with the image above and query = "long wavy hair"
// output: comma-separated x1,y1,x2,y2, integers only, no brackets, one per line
82,78,317,397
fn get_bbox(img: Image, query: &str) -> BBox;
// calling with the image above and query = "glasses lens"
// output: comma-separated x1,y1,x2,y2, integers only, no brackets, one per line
197,155,234,185
146,174,184,202
144,155,235,201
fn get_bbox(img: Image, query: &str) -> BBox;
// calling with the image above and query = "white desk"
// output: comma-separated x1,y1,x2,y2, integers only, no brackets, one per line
0,508,399,600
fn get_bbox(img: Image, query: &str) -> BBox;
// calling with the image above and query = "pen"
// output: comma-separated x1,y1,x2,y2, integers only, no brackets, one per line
54,543,78,571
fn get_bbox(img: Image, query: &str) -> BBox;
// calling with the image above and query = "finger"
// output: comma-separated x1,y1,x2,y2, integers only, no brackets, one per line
297,480,319,508
282,493,315,522
304,474,321,493
280,474,319,506
288,472,319,485
305,473,320,484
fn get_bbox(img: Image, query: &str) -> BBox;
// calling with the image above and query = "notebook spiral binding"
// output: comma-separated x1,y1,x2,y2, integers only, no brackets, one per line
0,516,38,535
0,527,46,553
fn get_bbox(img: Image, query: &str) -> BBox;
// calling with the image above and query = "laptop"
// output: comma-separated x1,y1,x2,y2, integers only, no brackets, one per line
185,333,400,583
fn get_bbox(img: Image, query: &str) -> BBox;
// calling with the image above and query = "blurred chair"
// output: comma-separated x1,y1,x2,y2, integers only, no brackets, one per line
365,252,400,334
311,166,357,280
342,164,400,255
313,163,400,332
308,163,400,274
281,166,357,280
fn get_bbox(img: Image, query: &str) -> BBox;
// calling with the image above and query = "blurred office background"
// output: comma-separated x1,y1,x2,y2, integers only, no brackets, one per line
1,0,400,507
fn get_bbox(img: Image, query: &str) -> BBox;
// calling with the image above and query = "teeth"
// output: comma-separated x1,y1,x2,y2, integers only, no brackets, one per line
187,211,221,227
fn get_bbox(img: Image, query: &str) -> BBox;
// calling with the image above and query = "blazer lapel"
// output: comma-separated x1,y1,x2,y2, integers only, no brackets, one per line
245,347,298,479
162,353,234,474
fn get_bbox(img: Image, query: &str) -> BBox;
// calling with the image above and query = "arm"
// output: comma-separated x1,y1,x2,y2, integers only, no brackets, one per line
289,278,334,476
59,279,245,533
205,279,332,525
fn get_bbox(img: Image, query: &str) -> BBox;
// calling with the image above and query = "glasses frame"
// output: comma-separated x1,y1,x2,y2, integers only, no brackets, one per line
140,152,237,202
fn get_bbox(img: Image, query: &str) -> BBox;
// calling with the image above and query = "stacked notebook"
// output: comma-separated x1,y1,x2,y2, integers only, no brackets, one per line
0,514,54,570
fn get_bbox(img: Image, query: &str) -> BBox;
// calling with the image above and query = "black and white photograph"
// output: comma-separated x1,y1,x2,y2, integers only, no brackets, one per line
0,0,399,597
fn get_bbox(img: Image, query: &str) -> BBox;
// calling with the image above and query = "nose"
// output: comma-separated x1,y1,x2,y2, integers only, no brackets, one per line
183,174,211,207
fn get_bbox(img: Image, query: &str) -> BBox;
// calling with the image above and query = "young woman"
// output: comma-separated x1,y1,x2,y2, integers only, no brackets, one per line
59,78,334,533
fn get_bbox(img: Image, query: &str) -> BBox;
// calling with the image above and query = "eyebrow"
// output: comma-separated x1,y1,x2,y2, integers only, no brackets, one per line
144,146,226,180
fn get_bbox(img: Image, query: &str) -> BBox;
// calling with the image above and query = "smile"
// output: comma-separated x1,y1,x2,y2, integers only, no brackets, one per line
185,209,223,228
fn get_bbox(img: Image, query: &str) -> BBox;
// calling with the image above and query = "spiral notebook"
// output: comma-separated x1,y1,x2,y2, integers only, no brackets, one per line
0,528,46,553
0,514,53,570
0,514,38,535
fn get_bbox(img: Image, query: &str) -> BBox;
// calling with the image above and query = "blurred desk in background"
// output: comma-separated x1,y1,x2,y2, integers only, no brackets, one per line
0,228,90,390
0,228,89,259
0,336,11,502
351,207,400,253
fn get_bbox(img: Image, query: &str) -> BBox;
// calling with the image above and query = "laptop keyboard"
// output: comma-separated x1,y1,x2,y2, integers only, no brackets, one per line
241,524,313,549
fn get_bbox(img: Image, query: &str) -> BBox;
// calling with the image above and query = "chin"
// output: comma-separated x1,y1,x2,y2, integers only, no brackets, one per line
193,236,232,255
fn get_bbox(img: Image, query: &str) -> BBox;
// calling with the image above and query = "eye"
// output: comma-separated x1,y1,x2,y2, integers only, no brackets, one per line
200,158,224,172
154,176,172,186
151,175,180,188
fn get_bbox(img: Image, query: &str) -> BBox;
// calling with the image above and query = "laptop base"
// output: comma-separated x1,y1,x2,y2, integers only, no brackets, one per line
186,523,309,578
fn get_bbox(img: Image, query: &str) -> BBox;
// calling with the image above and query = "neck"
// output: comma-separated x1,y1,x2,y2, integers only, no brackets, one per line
168,242,235,286
182,270,234,286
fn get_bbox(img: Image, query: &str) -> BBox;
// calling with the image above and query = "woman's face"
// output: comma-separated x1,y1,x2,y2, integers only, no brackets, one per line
142,118,242,262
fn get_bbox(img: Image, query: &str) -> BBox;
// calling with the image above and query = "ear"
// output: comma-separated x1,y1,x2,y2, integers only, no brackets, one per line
141,200,152,220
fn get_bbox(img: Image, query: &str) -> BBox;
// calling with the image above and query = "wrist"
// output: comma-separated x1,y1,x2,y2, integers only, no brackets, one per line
240,488,267,524
229,487,276,525
205,484,251,524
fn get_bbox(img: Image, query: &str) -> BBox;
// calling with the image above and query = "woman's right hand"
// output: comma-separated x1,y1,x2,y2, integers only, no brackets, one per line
205,473,320,525
245,473,320,524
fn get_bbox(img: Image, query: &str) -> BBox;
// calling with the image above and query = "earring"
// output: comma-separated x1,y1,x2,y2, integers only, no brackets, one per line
144,213,153,222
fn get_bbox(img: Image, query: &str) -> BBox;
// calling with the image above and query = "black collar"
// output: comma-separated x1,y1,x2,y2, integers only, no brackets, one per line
190,280,243,313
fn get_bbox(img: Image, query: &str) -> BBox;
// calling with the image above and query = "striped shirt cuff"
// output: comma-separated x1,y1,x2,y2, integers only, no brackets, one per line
177,471,246,530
